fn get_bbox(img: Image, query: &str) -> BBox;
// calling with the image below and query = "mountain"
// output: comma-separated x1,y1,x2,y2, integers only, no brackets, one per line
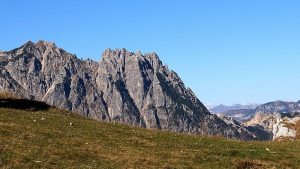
209,104,258,123
0,40,256,140
244,100,300,140
218,109,256,123
255,100,300,114
209,104,259,113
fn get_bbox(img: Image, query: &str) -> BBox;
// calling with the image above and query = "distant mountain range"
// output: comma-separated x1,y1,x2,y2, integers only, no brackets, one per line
207,104,259,122
208,104,259,113
218,109,256,123
255,100,300,114
209,101,300,122
211,100,300,140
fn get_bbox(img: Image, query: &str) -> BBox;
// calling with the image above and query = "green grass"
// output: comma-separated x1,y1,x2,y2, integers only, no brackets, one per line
0,108,300,169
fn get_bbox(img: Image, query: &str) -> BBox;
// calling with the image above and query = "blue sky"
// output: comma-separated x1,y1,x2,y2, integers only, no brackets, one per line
1,0,299,105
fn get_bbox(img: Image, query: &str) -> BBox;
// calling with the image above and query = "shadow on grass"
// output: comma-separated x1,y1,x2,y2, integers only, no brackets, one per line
0,99,50,111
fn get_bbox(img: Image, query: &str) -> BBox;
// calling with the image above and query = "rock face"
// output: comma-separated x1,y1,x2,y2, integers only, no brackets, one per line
0,40,256,140
245,112,300,140
244,101,300,140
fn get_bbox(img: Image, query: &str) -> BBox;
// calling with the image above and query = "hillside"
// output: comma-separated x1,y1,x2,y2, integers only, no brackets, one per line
1,104,300,168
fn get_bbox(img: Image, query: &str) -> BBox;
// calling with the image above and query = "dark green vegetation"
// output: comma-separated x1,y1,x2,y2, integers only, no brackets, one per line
0,105,300,168
0,99,50,111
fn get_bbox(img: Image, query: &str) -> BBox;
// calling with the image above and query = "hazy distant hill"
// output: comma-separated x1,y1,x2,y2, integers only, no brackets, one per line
218,109,256,123
209,104,259,113
255,100,300,114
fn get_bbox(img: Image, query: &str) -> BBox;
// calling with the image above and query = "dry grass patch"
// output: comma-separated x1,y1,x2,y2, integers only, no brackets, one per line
0,91,20,99
234,159,271,169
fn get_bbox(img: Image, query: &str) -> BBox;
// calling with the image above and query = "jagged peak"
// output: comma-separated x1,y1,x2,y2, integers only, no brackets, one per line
4,40,35,55
19,40,35,49
24,40,34,46
103,48,161,58
144,52,162,63
13,40,57,53
1,40,68,61
101,48,165,70
35,40,57,49
102,48,134,58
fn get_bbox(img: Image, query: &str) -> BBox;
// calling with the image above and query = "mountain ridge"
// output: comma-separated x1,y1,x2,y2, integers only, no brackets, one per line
209,104,259,113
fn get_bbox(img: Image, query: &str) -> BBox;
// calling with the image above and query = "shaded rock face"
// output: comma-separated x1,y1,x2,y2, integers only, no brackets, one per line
0,41,255,140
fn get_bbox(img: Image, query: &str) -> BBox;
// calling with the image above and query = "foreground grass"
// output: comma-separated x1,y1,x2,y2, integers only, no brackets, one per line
0,108,300,169
296,120,300,140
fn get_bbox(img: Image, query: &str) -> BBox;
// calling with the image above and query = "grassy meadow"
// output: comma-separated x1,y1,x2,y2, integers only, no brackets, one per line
0,107,300,169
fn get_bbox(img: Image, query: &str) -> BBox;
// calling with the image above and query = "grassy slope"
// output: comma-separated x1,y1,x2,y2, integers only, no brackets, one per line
296,120,300,140
0,108,300,169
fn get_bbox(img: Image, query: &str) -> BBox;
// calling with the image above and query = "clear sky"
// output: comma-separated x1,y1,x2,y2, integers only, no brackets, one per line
1,0,299,105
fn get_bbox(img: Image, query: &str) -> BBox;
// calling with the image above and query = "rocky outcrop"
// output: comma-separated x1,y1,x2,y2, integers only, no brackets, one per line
272,116,300,140
244,100,300,140
0,40,256,140
245,112,300,140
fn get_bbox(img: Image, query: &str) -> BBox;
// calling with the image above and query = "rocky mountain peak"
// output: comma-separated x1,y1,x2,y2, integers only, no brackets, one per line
100,48,164,74
102,48,160,61
35,40,57,49
102,48,133,59
3,40,61,59
6,40,35,55
23,40,34,46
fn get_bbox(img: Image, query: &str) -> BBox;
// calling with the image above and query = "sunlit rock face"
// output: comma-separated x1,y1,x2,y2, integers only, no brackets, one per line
244,101,300,140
